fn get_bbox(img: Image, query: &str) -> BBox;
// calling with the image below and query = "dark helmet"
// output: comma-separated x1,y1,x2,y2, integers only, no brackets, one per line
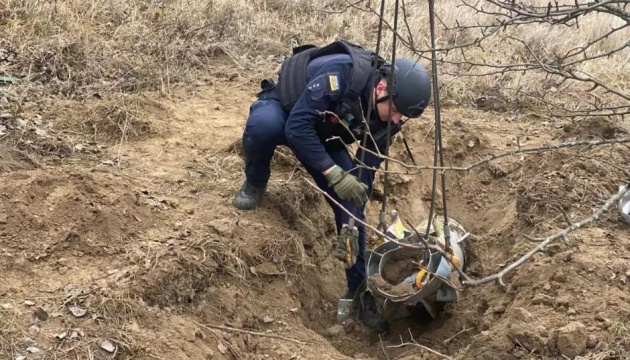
380,58,432,118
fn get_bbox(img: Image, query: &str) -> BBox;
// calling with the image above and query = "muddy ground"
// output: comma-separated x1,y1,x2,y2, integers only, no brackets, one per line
1,81,629,360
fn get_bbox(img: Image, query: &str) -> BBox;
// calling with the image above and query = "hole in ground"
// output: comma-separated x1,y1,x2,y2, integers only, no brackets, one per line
290,158,523,359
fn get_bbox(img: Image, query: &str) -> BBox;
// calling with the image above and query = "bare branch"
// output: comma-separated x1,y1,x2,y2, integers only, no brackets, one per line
386,329,453,359
340,136,630,174
463,183,630,286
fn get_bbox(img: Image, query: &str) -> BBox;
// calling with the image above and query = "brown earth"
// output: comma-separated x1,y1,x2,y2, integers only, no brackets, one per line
1,81,629,360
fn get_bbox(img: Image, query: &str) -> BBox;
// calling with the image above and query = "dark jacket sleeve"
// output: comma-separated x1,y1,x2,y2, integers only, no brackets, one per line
284,62,351,174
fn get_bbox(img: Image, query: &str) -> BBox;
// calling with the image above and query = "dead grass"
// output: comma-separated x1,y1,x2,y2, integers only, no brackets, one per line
0,145,40,172
81,95,162,143
1,0,626,115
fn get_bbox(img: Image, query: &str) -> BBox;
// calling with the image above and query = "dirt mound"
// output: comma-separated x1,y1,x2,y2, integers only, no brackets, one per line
516,150,628,229
561,117,628,140
0,146,40,173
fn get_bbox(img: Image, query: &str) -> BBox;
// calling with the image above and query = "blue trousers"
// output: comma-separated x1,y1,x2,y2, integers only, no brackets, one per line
242,92,382,293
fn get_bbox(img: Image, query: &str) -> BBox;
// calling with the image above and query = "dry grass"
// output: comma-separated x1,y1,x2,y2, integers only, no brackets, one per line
81,95,163,143
0,0,627,115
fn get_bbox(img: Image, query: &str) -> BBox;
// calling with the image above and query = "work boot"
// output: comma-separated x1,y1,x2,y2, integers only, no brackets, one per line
233,180,267,210
355,291,389,333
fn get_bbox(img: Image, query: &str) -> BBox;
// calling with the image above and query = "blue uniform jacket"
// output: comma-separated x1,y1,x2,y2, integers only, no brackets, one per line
284,54,389,182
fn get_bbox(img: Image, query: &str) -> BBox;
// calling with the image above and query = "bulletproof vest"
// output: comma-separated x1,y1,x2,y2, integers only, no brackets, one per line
276,41,384,143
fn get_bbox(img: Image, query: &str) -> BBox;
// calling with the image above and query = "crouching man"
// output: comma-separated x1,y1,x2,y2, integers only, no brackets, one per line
232,40,431,331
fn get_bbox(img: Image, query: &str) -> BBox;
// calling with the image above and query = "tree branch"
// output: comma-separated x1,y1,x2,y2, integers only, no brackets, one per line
463,183,630,286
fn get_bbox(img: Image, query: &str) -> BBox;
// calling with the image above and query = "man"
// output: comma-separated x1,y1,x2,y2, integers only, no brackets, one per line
232,40,431,329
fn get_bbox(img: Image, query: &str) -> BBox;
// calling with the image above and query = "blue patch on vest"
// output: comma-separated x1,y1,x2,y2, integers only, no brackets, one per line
306,74,328,100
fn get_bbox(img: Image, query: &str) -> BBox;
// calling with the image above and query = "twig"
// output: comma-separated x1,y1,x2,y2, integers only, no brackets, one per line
378,334,391,360
443,326,472,345
195,322,307,345
194,323,243,360
463,183,630,286
330,133,630,174
386,329,453,359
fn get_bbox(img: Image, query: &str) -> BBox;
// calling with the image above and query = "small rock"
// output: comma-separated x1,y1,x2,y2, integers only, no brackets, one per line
208,218,233,237
552,271,567,283
556,321,588,357
217,342,228,354
62,283,74,293
69,329,84,339
512,307,534,322
587,334,597,348
325,325,344,337
26,346,41,353
532,293,554,306
255,262,279,275
567,308,577,315
204,349,215,359
0,113,13,119
100,340,116,353
507,324,545,352
536,326,548,338
28,325,40,336
24,300,35,306
33,307,48,321
262,316,274,323
491,305,506,314
555,295,571,308
68,306,87,318
15,356,26,360
21,338,37,347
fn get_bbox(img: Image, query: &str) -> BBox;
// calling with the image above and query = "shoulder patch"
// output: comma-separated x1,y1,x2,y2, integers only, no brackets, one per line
306,74,328,100
307,76,325,92
327,73,340,92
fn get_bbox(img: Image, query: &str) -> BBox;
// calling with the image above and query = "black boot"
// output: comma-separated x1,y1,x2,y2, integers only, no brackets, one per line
354,291,390,333
233,180,267,210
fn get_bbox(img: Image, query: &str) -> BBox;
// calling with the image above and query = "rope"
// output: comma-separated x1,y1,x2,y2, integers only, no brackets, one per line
378,0,401,233
424,0,451,253
348,0,387,232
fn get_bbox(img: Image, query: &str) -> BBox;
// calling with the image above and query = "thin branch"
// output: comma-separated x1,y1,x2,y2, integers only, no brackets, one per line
195,322,306,345
343,136,630,173
386,329,453,359
463,183,630,286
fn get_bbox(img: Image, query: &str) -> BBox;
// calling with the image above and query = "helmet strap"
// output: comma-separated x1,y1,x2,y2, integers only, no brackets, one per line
376,95,390,104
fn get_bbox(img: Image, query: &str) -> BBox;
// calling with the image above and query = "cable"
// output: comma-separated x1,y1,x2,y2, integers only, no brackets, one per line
424,0,451,252
379,0,401,234
346,0,387,238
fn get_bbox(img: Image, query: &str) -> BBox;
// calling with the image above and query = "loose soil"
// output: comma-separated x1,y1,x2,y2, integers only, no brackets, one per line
1,82,629,360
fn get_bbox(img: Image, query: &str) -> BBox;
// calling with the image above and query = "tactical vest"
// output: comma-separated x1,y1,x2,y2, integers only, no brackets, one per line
275,40,386,146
